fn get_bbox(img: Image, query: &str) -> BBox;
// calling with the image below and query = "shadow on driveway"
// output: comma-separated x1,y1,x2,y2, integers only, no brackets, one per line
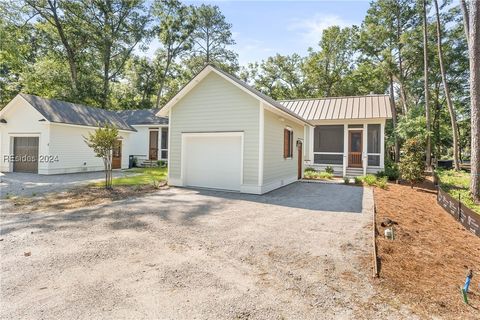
0,182,367,237
187,182,365,213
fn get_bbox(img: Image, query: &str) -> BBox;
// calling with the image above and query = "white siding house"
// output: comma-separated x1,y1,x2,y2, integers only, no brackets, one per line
0,94,135,174
159,65,392,194
158,65,310,194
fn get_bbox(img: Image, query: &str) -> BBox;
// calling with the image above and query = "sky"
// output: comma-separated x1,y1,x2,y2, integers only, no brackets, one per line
143,0,371,66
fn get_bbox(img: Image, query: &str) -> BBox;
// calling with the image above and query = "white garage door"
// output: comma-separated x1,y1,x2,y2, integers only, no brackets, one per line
183,133,242,191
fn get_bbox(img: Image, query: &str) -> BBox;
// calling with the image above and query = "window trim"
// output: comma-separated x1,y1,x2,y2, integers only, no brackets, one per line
283,127,294,159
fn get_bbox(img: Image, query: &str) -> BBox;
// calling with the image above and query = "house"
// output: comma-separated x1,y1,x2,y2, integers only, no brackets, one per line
0,94,168,174
158,64,392,194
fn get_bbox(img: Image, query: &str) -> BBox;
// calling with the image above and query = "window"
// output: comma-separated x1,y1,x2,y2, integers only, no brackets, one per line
283,128,294,158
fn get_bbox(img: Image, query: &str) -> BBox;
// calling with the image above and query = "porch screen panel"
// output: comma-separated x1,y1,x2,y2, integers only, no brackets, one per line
314,125,344,165
314,125,344,152
368,124,380,166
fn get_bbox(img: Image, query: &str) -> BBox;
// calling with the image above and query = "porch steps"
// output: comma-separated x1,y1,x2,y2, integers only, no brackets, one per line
140,160,159,167
345,168,364,177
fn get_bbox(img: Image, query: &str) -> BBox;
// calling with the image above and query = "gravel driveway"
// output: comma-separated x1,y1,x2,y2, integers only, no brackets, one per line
0,182,402,319
0,171,132,198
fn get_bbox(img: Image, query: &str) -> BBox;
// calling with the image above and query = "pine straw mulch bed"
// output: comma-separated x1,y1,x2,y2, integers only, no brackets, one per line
374,179,480,319
8,182,168,212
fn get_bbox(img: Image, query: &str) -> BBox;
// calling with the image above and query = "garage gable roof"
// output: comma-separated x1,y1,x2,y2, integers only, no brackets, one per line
17,94,136,131
157,65,312,125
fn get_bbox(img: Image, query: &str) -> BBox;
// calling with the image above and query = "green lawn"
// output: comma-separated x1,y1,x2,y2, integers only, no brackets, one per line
95,167,168,186
436,169,480,214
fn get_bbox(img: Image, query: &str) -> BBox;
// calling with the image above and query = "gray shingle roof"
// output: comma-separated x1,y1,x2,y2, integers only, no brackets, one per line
20,94,136,131
279,95,392,121
116,109,168,125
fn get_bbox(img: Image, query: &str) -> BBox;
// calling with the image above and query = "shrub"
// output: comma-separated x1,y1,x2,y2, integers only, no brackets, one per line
363,174,377,186
343,177,350,184
304,167,316,173
384,158,400,181
376,176,388,189
157,160,167,167
318,172,333,179
304,170,333,180
325,166,334,174
354,176,362,185
399,138,425,188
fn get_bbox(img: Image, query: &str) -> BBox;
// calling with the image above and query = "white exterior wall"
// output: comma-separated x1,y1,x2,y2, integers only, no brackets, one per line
262,108,304,193
126,125,168,164
169,72,260,188
0,96,50,174
48,123,131,174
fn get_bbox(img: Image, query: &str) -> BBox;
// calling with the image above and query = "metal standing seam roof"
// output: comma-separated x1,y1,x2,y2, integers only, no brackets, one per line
116,109,168,125
279,95,392,121
20,94,136,131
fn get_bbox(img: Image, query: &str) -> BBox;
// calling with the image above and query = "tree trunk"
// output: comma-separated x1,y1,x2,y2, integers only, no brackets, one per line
156,58,172,108
396,5,408,114
460,0,470,49
27,0,79,93
389,74,400,162
423,0,432,170
434,0,460,170
468,1,480,202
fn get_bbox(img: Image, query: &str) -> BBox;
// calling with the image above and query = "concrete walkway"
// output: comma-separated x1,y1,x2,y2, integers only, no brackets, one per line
0,171,133,198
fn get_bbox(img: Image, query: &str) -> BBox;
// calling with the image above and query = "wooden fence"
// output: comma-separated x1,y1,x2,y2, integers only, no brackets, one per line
436,186,480,237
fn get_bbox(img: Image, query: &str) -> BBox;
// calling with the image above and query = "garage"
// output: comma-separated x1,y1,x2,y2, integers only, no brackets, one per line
13,137,39,173
182,133,242,191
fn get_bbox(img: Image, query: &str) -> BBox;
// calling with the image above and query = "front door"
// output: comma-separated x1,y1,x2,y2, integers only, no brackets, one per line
297,141,303,179
112,140,122,169
348,130,362,168
149,130,158,160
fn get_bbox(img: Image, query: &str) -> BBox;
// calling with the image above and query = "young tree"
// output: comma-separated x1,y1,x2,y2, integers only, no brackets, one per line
84,124,119,189
422,0,432,170
152,0,195,107
399,138,425,188
433,0,460,170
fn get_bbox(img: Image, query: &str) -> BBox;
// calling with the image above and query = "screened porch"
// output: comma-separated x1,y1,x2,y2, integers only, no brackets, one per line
306,123,385,177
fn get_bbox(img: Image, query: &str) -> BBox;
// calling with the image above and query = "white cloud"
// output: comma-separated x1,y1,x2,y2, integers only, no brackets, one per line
289,14,351,47
233,34,274,66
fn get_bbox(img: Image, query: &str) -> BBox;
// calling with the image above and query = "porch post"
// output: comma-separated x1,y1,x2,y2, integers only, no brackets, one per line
380,121,385,168
343,124,348,177
363,123,368,175
158,128,162,160
309,125,314,166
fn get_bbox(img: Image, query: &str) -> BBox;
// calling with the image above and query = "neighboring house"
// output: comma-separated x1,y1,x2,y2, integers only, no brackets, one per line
117,109,169,166
0,94,167,174
158,64,392,194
